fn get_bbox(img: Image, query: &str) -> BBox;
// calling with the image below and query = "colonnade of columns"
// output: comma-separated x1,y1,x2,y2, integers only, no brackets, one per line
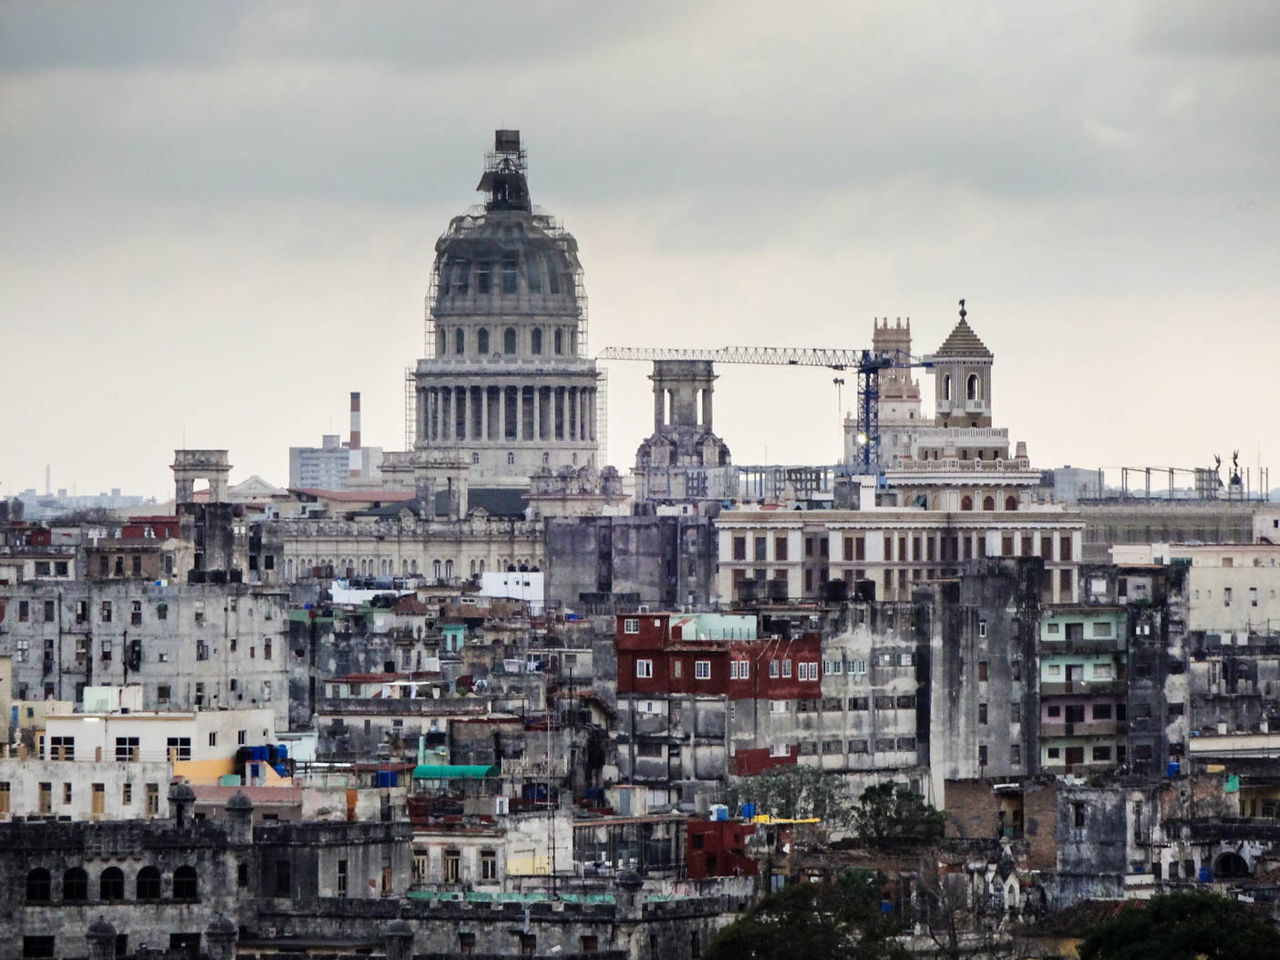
419,382,598,444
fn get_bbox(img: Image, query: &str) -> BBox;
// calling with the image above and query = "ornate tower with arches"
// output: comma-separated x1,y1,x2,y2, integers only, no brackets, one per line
413,131,602,487
929,300,993,428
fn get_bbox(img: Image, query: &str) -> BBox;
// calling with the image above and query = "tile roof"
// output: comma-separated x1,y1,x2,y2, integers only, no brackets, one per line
934,318,992,358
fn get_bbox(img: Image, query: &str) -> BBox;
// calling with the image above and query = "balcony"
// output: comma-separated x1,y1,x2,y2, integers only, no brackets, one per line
1040,720,1119,738
1040,680,1125,697
1041,638,1122,655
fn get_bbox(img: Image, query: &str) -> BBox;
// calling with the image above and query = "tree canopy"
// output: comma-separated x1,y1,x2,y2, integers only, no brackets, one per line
850,781,945,849
722,764,854,827
706,869,909,960
1077,891,1280,960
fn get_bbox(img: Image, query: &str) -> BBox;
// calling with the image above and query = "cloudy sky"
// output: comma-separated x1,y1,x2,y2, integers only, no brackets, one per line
2,1,1278,500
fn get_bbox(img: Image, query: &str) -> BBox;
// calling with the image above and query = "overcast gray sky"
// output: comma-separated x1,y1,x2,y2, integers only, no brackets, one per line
2,1,1278,500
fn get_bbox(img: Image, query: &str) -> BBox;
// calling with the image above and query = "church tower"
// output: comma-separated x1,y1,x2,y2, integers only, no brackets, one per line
929,300,993,428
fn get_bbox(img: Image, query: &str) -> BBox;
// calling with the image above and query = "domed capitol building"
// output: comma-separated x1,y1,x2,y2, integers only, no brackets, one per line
412,130,603,488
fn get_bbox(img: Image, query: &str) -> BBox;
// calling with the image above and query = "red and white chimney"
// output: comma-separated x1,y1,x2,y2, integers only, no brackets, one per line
349,391,362,479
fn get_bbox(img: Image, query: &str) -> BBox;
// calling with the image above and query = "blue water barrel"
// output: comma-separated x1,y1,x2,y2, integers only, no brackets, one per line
1198,866,1213,883
1167,761,1181,777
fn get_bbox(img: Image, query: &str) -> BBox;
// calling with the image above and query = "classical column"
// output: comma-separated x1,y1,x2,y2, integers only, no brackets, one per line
429,388,438,441
533,385,542,441
456,385,467,440
568,387,578,441
589,388,597,441
482,385,490,441
580,388,589,441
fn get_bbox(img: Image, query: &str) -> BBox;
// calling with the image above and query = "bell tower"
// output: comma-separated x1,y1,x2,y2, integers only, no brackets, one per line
929,299,993,428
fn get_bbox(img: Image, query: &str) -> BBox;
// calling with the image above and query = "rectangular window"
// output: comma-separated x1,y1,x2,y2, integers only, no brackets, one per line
1224,587,1233,607
337,859,348,897
774,536,788,561
753,536,767,562
208,732,218,747
782,659,792,678
729,661,739,680
978,661,989,682
43,600,55,622
850,659,867,675
49,736,75,760
100,601,112,623
115,737,140,762
672,659,682,678
0,782,9,813
481,850,498,881
63,782,73,804
694,660,711,680
738,660,749,679
122,782,132,805
166,737,192,761
18,600,29,622
979,619,988,638
623,618,639,634
769,659,779,678
130,600,142,625
635,659,653,679
146,783,159,816
978,703,988,724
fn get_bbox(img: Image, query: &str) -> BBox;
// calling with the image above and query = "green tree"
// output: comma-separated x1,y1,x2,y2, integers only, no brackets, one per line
1077,891,1280,960
707,870,909,960
722,764,854,827
850,781,945,849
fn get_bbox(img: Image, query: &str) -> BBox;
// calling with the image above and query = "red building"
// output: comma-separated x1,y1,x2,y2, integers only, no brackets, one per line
615,612,822,702
686,818,758,878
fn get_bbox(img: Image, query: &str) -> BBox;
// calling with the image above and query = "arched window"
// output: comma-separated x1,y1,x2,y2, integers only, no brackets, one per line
469,559,476,576
436,327,446,356
1004,496,1018,511
136,866,161,901
410,559,418,574
554,329,564,355
983,496,995,511
402,559,409,575
63,868,88,903
943,374,952,401
479,559,485,574
454,327,465,355
546,258,561,294
100,867,124,902
531,328,543,354
477,328,490,354
445,559,453,579
961,495,974,511
527,257,541,292
433,559,442,581
173,865,198,901
967,374,980,401
503,327,517,354
25,868,51,902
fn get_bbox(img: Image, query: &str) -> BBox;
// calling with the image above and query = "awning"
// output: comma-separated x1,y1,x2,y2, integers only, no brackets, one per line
412,764,500,780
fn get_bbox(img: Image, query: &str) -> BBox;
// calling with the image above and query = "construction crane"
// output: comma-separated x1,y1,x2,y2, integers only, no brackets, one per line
595,344,932,476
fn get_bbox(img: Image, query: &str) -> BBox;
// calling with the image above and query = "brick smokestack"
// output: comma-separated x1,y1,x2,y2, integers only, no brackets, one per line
349,391,362,479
